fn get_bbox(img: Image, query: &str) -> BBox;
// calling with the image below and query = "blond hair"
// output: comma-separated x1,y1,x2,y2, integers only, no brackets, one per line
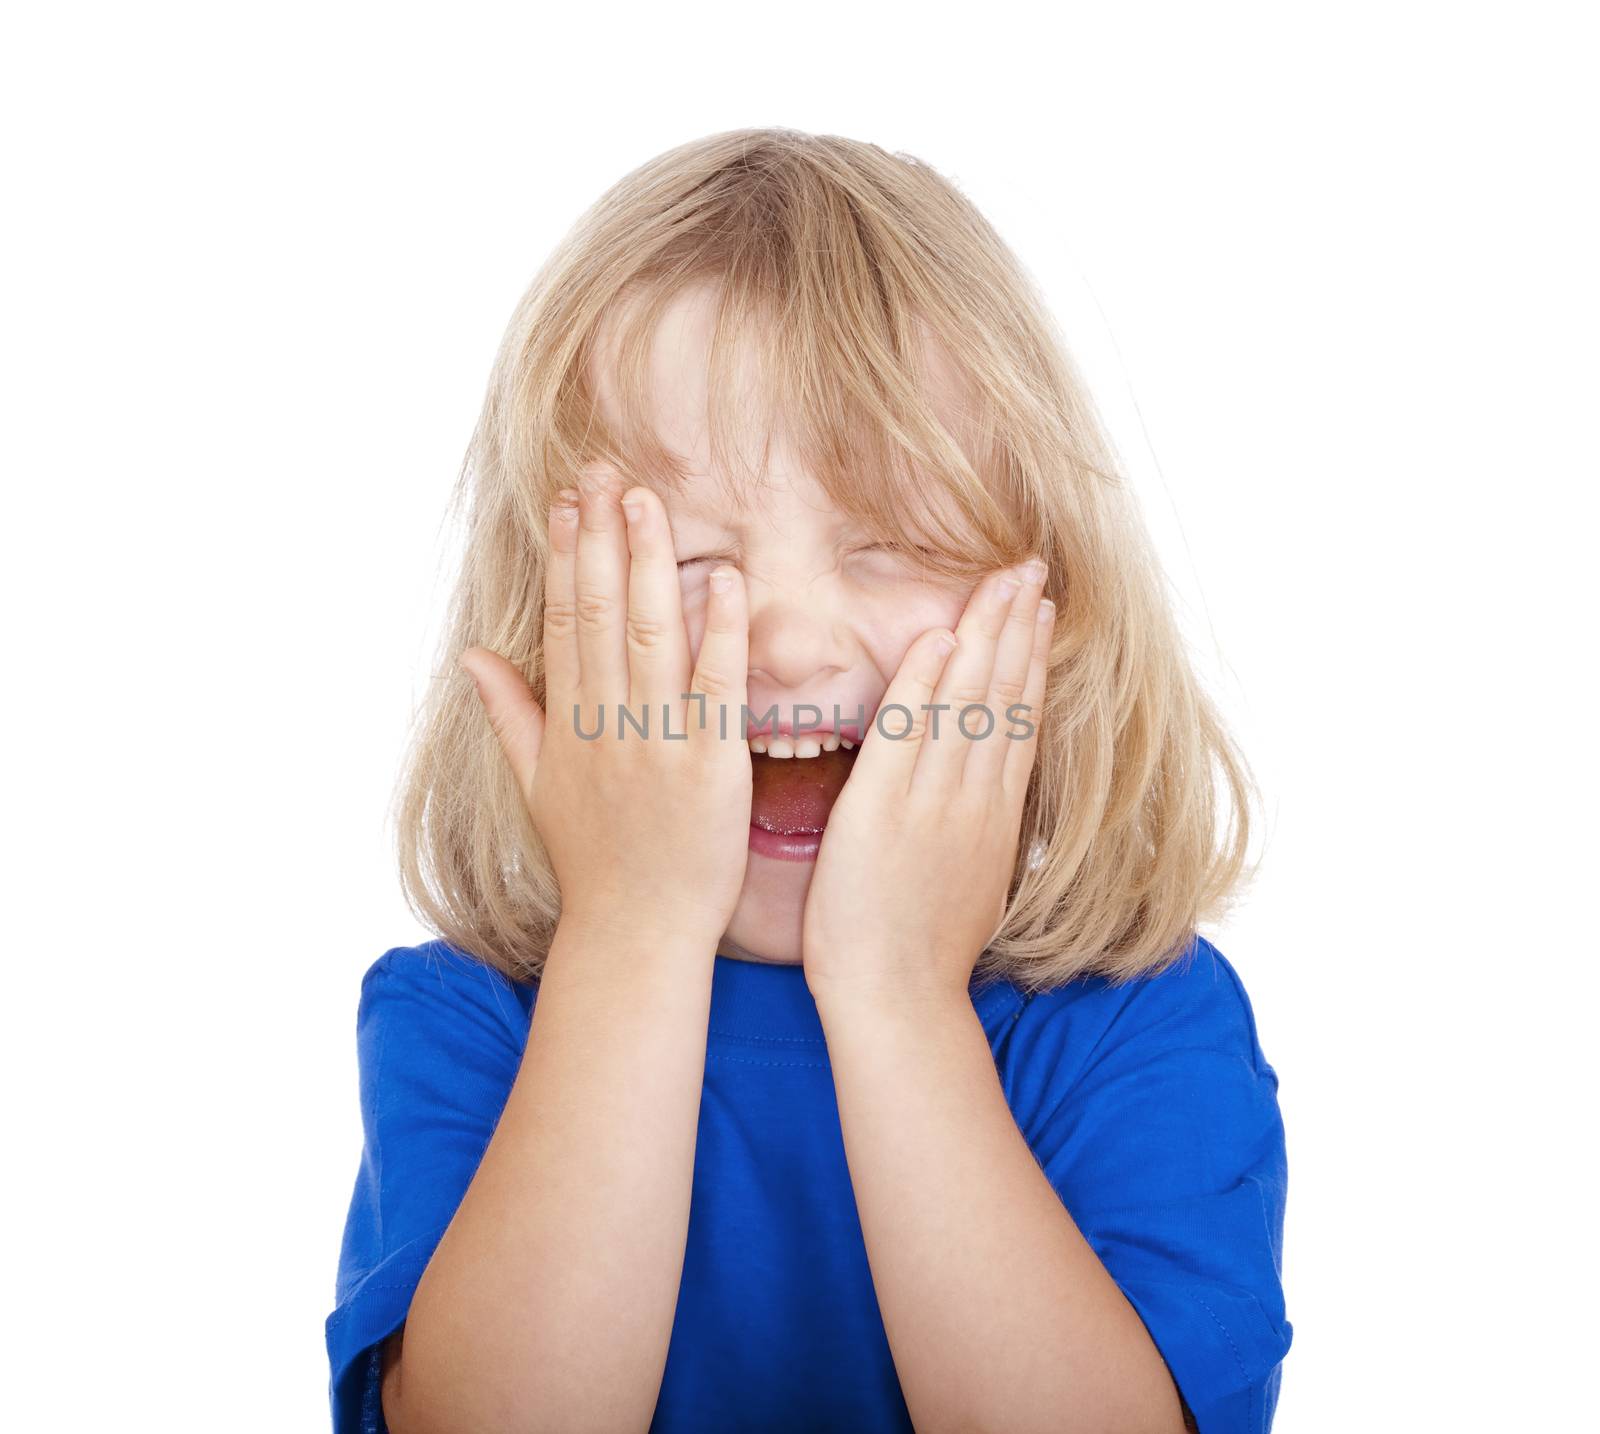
393,127,1262,996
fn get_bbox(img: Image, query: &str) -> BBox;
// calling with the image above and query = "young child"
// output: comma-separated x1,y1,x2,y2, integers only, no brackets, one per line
326,129,1291,1434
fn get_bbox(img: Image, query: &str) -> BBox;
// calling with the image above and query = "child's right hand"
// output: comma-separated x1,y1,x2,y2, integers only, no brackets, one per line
458,465,752,953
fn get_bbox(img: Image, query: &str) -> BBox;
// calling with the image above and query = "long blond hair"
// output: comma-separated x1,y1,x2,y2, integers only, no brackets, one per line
393,127,1261,996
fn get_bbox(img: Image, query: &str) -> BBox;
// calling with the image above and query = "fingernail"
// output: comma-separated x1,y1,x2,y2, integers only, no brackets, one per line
1022,557,1047,584
621,499,642,523
996,575,1021,601
710,566,736,593
1037,598,1056,622
937,631,959,652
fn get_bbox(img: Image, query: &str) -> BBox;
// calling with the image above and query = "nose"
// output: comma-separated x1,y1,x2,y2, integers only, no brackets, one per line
744,571,852,691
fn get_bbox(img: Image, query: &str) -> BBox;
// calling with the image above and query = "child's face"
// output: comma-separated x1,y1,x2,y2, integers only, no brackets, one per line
590,286,982,966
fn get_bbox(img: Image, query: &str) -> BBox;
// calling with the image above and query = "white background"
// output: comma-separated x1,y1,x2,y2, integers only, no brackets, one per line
4,3,1594,1429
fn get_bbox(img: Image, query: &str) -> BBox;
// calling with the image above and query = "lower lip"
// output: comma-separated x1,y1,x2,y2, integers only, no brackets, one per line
748,824,824,862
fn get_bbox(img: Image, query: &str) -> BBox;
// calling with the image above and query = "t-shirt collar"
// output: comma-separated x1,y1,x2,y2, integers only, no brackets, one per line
707,952,1017,1045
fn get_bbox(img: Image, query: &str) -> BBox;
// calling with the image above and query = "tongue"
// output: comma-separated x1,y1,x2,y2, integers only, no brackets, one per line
750,745,856,835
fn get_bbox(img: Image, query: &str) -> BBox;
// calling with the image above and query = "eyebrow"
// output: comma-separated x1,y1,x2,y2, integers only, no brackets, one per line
666,507,865,548
665,481,764,518
668,492,728,517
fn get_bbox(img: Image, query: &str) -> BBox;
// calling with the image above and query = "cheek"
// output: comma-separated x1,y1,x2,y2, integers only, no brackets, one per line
860,586,971,675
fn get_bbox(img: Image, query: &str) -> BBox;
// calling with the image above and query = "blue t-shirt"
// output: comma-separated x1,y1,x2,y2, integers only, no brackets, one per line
326,935,1291,1433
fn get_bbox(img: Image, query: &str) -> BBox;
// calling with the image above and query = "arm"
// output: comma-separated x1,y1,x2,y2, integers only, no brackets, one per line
381,917,714,1434
816,988,1189,1434
800,561,1180,1426
384,469,754,1433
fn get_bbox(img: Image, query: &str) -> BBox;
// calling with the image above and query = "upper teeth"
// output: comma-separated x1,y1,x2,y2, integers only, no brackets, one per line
749,732,855,757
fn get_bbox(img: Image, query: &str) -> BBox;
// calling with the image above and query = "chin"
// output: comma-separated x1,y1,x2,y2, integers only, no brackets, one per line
722,879,806,965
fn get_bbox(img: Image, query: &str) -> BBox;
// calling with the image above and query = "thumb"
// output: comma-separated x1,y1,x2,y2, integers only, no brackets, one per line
459,646,545,800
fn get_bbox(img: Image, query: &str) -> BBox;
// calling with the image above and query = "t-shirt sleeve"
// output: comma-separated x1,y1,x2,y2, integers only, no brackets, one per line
324,943,529,1434
1007,937,1292,1434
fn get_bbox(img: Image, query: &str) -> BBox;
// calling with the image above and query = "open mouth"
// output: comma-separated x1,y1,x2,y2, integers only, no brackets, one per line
748,739,859,857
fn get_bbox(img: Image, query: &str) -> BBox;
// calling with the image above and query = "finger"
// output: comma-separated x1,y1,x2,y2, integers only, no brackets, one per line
459,645,545,802
914,566,1022,793
620,485,692,713
687,564,750,755
572,463,632,703
542,486,582,709
1001,592,1056,804
965,556,1048,792
857,627,962,798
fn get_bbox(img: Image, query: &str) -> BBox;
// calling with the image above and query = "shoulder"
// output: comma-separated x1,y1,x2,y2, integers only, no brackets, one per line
1041,935,1265,1053
996,935,1277,1106
356,939,534,1052
1114,935,1273,1072
347,940,534,1140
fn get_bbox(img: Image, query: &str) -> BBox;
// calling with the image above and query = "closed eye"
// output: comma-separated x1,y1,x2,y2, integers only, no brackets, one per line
676,554,733,571
677,543,943,570
858,542,945,562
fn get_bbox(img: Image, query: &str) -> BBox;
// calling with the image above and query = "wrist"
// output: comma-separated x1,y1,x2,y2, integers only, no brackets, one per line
554,903,723,961
808,972,974,1031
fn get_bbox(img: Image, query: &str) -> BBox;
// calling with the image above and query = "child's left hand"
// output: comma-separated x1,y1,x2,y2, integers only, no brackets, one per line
801,558,1056,1010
